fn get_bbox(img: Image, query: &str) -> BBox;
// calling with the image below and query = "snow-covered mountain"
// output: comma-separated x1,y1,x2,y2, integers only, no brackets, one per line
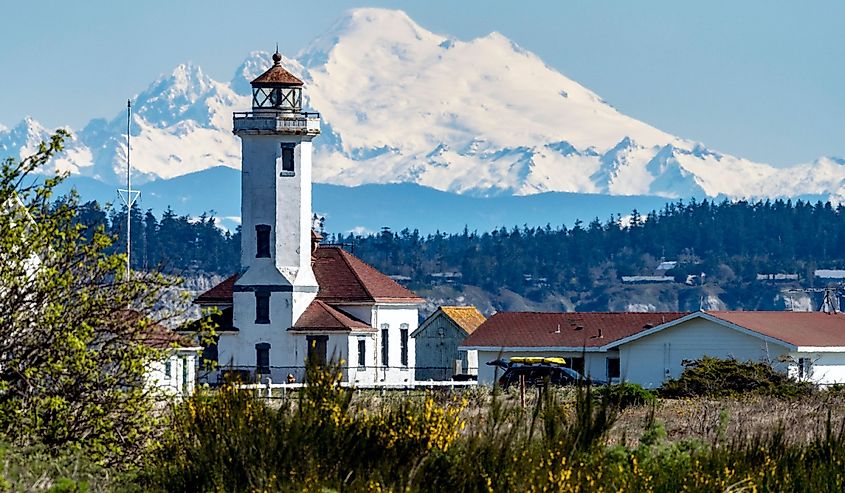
3,7,845,202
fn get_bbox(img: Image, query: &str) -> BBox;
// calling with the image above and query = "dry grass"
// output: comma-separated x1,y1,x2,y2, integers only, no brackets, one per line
335,385,845,448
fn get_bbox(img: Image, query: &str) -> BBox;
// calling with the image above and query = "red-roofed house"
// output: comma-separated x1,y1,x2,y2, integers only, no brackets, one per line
190,53,422,385
462,312,688,385
462,310,845,387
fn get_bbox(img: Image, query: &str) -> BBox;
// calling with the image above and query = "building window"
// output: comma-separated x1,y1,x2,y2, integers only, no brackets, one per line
307,335,328,367
357,338,366,368
566,357,585,375
798,357,813,380
255,292,270,324
255,225,271,258
381,324,389,368
607,358,620,380
164,360,172,379
281,143,295,174
182,356,190,395
201,336,219,370
256,343,270,374
400,324,409,367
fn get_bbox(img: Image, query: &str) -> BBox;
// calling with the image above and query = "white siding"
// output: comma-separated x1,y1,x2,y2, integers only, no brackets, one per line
618,318,790,388
373,305,417,384
787,352,845,385
347,332,379,384
146,351,198,398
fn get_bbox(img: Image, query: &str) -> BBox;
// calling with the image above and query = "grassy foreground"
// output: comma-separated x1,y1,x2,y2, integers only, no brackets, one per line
6,364,845,491
134,368,845,493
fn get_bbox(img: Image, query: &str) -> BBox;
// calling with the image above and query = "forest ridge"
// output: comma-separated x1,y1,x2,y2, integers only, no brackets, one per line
76,198,845,306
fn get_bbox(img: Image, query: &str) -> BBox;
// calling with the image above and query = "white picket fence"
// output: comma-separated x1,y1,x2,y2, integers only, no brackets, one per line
235,379,478,400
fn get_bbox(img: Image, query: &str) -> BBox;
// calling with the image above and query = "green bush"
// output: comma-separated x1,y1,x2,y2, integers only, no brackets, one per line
659,356,815,398
595,382,656,409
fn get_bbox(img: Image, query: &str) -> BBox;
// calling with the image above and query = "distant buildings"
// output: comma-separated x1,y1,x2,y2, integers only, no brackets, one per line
815,269,845,280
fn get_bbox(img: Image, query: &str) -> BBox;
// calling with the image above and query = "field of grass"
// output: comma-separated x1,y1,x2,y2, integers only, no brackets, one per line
7,364,845,492
135,368,845,492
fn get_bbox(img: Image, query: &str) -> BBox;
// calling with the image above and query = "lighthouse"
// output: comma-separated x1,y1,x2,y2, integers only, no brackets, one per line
196,51,422,385
229,50,322,378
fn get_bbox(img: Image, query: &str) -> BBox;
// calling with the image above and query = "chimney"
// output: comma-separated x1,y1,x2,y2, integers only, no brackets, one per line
311,229,323,262
597,328,604,339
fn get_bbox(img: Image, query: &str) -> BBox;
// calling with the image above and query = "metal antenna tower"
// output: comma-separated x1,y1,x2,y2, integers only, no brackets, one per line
118,100,140,278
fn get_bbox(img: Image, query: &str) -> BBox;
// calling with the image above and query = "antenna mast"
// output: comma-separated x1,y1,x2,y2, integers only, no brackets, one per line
118,100,140,278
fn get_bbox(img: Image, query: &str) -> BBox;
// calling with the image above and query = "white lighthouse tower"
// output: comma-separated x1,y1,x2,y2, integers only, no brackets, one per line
227,51,322,380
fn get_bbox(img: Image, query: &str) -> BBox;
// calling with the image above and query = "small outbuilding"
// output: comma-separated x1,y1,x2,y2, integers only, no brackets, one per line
412,306,486,380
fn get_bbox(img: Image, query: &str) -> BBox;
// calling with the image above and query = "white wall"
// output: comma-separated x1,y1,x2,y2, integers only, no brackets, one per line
224,291,298,382
373,305,418,385
146,351,197,398
618,318,790,388
347,332,379,384
787,351,845,385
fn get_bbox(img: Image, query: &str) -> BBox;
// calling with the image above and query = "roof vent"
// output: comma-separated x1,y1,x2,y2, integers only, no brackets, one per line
575,325,584,331
643,323,654,329
597,328,604,339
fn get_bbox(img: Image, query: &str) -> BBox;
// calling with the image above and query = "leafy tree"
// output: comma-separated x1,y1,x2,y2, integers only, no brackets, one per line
0,131,180,465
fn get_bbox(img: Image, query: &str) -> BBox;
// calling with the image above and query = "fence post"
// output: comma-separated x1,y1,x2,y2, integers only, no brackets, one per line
266,378,272,404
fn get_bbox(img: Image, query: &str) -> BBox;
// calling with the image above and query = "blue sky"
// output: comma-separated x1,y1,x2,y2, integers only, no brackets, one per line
1,0,842,167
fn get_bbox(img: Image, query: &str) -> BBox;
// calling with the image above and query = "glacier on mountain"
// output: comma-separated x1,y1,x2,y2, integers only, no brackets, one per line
2,7,844,203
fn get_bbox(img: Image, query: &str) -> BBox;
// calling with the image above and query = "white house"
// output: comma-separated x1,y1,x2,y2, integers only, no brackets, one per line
412,306,486,380
142,321,201,397
192,52,423,386
461,312,688,385
461,310,845,388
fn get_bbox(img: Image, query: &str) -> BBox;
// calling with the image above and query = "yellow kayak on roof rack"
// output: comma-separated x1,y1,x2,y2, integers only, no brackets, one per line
510,357,566,366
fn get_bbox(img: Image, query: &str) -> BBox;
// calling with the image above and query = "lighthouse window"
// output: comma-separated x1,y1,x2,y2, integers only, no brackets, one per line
255,343,270,374
256,225,271,258
281,144,295,174
255,292,270,324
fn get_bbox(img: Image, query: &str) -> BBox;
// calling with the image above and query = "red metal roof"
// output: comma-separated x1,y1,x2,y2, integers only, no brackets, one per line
116,310,195,349
462,311,689,348
706,311,845,347
193,247,422,306
290,300,374,332
312,246,424,304
194,274,238,305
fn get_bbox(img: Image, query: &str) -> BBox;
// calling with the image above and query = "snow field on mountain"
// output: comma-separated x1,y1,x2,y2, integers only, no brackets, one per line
1,7,844,202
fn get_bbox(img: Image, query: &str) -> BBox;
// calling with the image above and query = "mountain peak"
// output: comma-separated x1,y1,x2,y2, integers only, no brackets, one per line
299,8,445,68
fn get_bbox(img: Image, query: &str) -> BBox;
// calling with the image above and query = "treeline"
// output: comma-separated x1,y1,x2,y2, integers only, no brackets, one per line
339,198,845,294
74,201,239,275
76,199,845,294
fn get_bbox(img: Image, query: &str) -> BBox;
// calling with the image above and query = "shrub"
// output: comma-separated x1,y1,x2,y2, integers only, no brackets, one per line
659,356,815,398
595,382,656,409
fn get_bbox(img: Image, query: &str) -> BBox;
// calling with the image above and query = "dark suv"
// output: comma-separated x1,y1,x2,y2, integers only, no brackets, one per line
498,364,605,388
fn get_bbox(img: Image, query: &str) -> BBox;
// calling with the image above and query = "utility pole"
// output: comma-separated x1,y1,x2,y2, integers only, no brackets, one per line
118,100,140,279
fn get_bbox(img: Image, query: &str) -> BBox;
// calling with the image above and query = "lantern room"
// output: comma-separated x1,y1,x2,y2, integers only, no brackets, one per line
251,51,304,114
